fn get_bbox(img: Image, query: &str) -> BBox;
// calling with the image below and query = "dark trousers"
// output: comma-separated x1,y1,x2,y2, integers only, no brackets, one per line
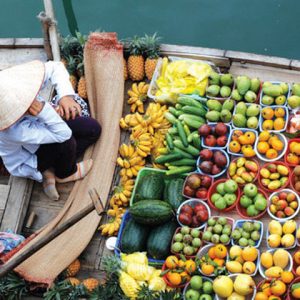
36,117,101,179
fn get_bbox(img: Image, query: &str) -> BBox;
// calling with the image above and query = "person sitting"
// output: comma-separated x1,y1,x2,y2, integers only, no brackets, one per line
0,60,101,200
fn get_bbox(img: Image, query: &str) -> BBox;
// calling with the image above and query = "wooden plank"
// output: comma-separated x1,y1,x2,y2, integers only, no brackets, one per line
225,50,291,69
229,62,300,83
0,38,15,48
15,38,44,48
0,184,10,210
291,59,300,71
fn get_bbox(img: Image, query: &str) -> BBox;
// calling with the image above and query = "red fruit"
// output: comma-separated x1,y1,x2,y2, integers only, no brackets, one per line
194,203,207,213
213,152,227,168
179,213,192,225
284,206,295,216
191,215,201,227
276,211,286,218
199,161,213,174
205,135,217,147
276,199,288,210
211,164,222,175
271,195,280,205
279,192,288,200
180,204,194,216
198,124,211,137
196,209,209,222
200,149,213,161
216,136,228,147
186,174,201,189
200,175,212,188
215,123,228,136
287,193,296,203
195,188,208,199
184,185,195,197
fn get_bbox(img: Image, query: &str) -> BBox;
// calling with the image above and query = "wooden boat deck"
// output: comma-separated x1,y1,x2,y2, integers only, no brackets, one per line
1,38,300,293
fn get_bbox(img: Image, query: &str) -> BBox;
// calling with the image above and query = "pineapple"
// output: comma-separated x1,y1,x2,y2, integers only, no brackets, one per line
127,36,145,81
144,33,161,80
0,272,29,299
76,61,88,99
66,56,78,91
124,58,128,80
66,258,81,277
82,278,99,292
67,277,81,286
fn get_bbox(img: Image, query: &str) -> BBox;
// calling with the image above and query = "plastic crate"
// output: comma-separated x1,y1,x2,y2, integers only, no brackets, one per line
260,81,290,107
232,103,261,130
183,277,215,300
206,79,235,101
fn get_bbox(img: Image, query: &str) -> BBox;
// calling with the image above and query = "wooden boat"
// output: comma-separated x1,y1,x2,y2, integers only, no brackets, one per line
1,4,300,299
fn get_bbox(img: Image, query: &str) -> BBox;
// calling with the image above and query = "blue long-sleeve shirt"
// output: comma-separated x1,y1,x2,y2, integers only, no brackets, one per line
0,61,75,182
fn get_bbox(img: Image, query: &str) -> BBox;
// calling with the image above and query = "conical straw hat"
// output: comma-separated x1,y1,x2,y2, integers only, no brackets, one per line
0,60,45,130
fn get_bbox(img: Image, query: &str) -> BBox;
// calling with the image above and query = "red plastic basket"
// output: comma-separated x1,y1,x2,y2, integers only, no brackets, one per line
207,179,241,212
258,161,291,193
236,188,269,220
226,157,260,187
287,277,300,300
292,249,300,276
284,138,300,167
161,263,188,289
290,169,300,196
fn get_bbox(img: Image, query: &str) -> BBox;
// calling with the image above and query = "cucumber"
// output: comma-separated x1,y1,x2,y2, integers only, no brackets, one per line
178,114,205,122
121,218,149,253
164,178,185,209
165,166,195,176
173,147,194,159
188,131,199,143
168,127,178,135
147,221,178,260
173,140,200,156
167,158,196,166
166,133,174,150
129,200,174,226
178,96,203,108
182,117,204,129
154,152,182,164
134,173,165,202
183,124,191,137
192,134,201,149
176,120,188,147
182,105,207,117
164,112,177,124
175,104,183,110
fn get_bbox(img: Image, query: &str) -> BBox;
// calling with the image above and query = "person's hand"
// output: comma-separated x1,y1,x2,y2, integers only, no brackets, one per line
28,99,44,116
58,96,82,120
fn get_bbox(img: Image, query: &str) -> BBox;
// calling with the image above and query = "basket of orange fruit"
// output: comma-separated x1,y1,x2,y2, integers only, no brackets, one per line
292,249,300,277
255,131,287,162
288,277,300,300
285,138,300,167
290,166,300,196
259,106,289,132
228,129,257,157
161,255,196,288
197,244,228,277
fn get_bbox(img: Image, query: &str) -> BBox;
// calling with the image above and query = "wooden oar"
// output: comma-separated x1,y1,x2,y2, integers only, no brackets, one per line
0,188,104,278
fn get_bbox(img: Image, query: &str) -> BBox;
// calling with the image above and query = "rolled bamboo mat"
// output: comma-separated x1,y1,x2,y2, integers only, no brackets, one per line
7,33,124,284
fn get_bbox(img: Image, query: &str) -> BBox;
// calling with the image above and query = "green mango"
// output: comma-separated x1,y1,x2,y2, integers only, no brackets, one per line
209,72,221,85
275,95,286,105
220,86,232,98
246,104,260,117
263,81,272,88
236,76,251,95
244,90,257,103
280,82,289,95
207,85,220,96
220,73,234,86
288,95,300,109
292,83,300,96
231,89,242,101
261,95,274,105
205,111,220,122
207,99,222,112
235,102,247,115
233,114,247,128
250,78,261,93
247,117,258,129
222,99,234,111
263,85,283,97
220,109,232,123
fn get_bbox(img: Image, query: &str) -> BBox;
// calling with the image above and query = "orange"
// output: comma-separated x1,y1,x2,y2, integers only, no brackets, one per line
208,246,216,259
167,272,182,286
262,107,275,120
273,118,285,131
178,260,186,268
185,260,196,274
266,148,278,159
262,120,274,130
268,134,279,145
290,141,299,152
261,282,272,296
213,258,225,267
270,280,286,296
280,271,294,284
214,244,227,258
241,246,258,262
255,292,269,300
286,153,299,165
268,297,281,300
294,251,300,264
296,265,300,276
201,263,214,275
229,141,241,153
292,143,300,155
244,131,256,144
179,271,191,282
257,141,270,154
271,139,284,151
232,130,244,141
165,256,179,269
259,131,271,142
274,107,285,118
242,145,256,157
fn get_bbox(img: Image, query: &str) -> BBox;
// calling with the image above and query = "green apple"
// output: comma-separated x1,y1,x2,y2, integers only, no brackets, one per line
254,197,267,211
216,183,226,195
200,295,212,300
240,195,253,208
211,193,222,203
217,217,228,225
185,289,200,300
215,198,227,210
213,224,223,234
207,218,216,226
220,234,230,244
242,221,254,232
224,179,238,193
203,231,212,242
231,229,241,240
224,193,237,205
191,229,201,238
247,204,259,217
243,183,258,198
190,275,203,290
203,281,213,294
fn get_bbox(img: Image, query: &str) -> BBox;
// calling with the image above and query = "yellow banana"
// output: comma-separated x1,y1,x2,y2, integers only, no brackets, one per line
117,157,124,167
132,83,139,94
123,160,130,169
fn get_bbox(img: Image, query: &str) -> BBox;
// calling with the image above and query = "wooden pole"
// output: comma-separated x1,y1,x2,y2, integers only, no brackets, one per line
0,202,102,278
43,0,60,61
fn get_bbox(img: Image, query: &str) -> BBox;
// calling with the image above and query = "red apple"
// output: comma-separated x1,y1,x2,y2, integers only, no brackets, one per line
200,175,212,188
216,136,227,147
284,207,295,216
215,123,228,136
276,211,286,218
271,195,280,205
194,203,207,213
180,204,194,216
179,213,192,225
205,135,217,147
198,124,211,137
191,215,201,227
276,200,288,210
287,193,296,203
199,149,213,161
184,185,195,197
196,209,209,222
279,192,288,200
195,188,208,199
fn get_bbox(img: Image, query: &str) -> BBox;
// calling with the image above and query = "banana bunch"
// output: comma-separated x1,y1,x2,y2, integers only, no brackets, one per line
99,205,126,236
117,144,145,178
112,178,135,207
119,113,139,130
127,82,149,113
150,131,168,170
130,129,153,157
